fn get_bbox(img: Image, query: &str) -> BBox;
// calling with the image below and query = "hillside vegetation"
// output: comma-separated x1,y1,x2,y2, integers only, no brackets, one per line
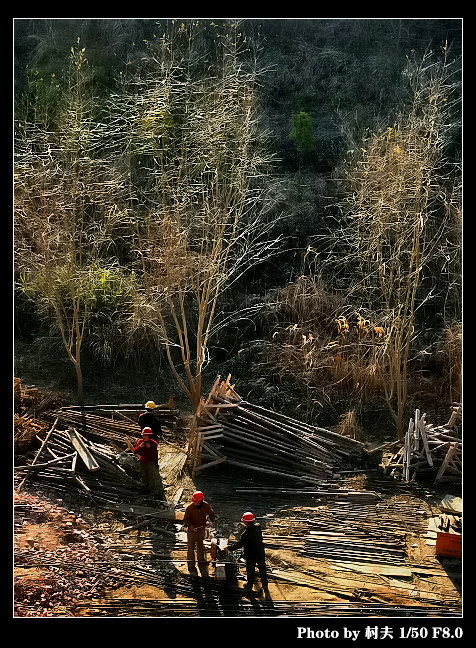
14,18,462,439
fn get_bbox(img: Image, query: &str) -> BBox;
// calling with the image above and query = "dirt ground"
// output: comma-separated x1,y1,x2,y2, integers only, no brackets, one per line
14,457,462,618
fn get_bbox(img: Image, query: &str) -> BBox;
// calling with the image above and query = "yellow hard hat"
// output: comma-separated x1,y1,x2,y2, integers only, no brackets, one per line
145,401,156,409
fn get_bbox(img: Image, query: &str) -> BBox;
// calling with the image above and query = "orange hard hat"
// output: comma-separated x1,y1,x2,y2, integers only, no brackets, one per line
191,491,204,503
241,512,255,523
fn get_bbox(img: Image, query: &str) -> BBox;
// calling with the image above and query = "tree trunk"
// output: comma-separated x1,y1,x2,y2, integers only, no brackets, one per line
75,359,84,406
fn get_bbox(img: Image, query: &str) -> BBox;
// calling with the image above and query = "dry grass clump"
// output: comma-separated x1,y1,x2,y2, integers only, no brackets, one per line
273,275,344,335
270,282,387,399
14,378,63,454
336,410,361,440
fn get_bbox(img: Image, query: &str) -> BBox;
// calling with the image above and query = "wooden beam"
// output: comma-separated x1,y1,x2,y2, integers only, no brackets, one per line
17,417,59,491
67,428,100,471
202,403,237,410
73,474,91,492
403,419,413,481
434,443,459,483
192,457,227,473
418,419,434,467
205,376,221,405
14,452,76,472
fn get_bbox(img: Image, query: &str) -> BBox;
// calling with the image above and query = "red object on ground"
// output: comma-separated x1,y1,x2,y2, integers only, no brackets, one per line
435,532,462,558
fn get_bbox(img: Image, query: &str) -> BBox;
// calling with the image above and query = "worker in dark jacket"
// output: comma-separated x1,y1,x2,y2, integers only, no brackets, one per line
228,511,269,592
182,491,216,576
133,428,164,498
138,401,162,443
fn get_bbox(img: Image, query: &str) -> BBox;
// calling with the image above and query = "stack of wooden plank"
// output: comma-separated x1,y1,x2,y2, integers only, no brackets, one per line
43,409,139,450
233,486,381,503
188,375,365,482
41,400,179,453
15,418,144,498
15,399,181,503
61,400,179,432
384,406,462,483
300,529,408,566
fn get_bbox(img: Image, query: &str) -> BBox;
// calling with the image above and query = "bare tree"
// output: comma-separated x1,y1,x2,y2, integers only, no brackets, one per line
318,47,461,439
15,41,138,403
107,20,282,412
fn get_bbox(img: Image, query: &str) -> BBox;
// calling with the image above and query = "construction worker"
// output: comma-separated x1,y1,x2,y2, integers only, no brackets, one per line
138,401,162,443
133,428,164,498
228,512,269,593
182,491,216,577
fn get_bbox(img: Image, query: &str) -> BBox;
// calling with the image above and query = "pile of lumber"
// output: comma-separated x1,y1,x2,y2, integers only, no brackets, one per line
61,400,179,432
45,409,142,451
15,417,145,500
301,529,408,566
279,497,429,544
15,397,183,504
14,377,63,420
234,486,381,504
384,406,462,483
38,401,178,453
188,375,364,482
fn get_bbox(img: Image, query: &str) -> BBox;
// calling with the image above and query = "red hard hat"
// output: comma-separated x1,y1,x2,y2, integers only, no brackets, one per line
191,491,204,503
241,512,255,523
142,427,153,436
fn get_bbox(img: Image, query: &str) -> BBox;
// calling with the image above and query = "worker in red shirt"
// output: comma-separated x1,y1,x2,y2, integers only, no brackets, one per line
133,428,163,498
182,491,215,577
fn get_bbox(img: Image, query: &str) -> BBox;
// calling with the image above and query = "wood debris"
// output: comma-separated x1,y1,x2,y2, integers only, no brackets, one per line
14,396,187,512
14,377,64,420
15,421,144,498
14,381,461,618
234,487,381,504
62,400,179,432
383,406,462,483
14,414,50,454
188,375,365,482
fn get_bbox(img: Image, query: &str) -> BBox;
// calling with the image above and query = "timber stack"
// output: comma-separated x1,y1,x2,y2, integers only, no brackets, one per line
15,394,180,501
61,399,179,432
383,405,462,483
188,375,365,482
15,419,143,498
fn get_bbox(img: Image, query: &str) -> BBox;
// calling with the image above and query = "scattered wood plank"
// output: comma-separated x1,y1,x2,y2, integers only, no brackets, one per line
17,417,59,491
331,562,413,578
193,457,227,471
66,428,100,471
438,495,462,515
383,406,462,484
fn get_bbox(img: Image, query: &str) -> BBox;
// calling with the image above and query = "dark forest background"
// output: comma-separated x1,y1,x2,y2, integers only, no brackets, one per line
14,18,462,439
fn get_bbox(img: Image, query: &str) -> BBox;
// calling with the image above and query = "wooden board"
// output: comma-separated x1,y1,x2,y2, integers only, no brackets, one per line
331,561,413,578
67,428,100,471
438,494,462,515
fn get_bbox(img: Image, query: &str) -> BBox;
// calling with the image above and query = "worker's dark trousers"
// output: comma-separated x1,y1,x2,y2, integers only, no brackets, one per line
139,461,163,496
245,553,268,588
187,528,207,572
